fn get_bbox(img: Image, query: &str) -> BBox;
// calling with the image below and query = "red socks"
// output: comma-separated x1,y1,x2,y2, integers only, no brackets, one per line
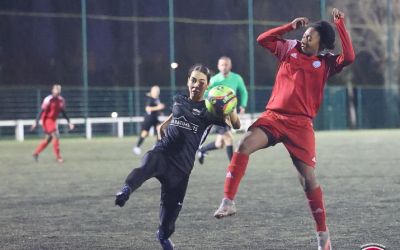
52,138,61,159
34,138,62,160
306,186,327,232
34,140,50,155
223,152,249,200
223,152,327,232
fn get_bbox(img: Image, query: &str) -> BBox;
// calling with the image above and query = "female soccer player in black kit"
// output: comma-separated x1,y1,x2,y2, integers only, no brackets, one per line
115,64,240,250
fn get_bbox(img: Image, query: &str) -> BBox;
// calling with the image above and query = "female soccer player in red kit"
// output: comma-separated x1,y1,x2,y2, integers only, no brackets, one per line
214,8,355,250
31,84,74,163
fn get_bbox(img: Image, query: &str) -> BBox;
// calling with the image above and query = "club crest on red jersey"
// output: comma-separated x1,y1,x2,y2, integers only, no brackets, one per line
360,243,386,250
312,60,321,68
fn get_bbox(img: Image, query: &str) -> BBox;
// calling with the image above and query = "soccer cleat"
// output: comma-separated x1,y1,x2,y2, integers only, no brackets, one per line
197,151,206,165
133,146,141,155
32,154,39,162
56,157,64,163
115,185,132,207
214,198,237,219
157,231,174,250
317,230,332,250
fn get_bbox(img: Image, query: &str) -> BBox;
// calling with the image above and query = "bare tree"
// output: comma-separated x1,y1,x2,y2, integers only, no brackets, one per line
332,0,400,127
334,0,400,91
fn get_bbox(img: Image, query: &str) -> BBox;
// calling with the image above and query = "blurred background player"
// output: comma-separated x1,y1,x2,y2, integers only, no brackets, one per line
133,85,165,155
197,56,248,164
213,8,355,250
115,64,240,250
31,84,74,163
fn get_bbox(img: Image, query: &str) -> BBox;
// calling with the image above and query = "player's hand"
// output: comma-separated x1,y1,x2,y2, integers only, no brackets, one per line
159,103,165,110
68,123,75,130
145,106,152,113
30,123,37,131
332,8,344,21
239,107,246,114
225,116,233,128
291,17,309,30
226,109,241,129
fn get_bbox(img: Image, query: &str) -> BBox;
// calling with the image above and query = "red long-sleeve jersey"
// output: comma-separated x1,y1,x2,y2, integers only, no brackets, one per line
257,18,355,118
40,95,65,120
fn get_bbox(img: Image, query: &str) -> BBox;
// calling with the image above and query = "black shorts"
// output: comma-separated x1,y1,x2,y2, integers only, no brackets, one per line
213,125,230,135
141,115,160,131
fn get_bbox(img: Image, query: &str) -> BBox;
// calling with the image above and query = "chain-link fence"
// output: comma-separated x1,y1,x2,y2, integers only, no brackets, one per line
0,0,399,138
1,85,399,139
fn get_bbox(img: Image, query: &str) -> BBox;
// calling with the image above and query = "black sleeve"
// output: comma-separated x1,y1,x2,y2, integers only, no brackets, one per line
205,112,226,127
35,110,44,123
145,97,152,107
61,110,70,123
146,96,158,107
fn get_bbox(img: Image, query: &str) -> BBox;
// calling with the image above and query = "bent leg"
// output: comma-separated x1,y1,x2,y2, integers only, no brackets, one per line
33,134,53,156
198,134,223,157
223,131,234,161
51,132,61,160
292,158,327,232
116,151,166,207
214,134,224,149
224,127,270,200
125,151,164,192
197,134,223,164
136,130,149,148
199,140,219,153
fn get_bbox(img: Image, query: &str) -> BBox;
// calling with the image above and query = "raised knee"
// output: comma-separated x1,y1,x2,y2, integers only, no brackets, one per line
237,141,250,155
299,172,318,191
224,137,233,146
215,139,224,148
305,171,316,183
46,135,53,143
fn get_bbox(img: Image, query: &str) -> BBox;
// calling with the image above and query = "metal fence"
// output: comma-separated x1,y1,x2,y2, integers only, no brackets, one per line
0,86,399,139
1,0,399,104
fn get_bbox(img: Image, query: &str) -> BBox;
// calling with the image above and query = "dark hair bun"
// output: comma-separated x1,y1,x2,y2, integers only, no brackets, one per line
188,64,212,82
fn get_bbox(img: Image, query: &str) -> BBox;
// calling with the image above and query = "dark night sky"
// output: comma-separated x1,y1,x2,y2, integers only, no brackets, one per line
0,0,382,88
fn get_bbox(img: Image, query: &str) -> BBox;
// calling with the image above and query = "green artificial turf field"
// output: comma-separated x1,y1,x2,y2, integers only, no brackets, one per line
1,130,399,249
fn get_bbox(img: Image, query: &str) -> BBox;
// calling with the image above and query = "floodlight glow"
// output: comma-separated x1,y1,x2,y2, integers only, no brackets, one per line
171,62,178,69
111,112,118,118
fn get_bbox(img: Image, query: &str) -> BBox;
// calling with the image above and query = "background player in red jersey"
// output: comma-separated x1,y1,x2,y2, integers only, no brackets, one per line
213,8,355,250
31,84,74,163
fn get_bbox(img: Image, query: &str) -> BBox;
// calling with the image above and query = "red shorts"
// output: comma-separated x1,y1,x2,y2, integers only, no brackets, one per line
249,110,316,167
42,118,57,134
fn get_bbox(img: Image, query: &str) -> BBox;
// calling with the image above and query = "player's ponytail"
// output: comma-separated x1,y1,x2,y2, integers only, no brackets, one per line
310,21,335,51
188,64,212,83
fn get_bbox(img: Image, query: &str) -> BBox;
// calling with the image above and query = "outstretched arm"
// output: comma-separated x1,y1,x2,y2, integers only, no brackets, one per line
145,103,165,113
256,17,308,59
157,114,172,140
329,8,355,76
61,110,74,130
31,109,44,130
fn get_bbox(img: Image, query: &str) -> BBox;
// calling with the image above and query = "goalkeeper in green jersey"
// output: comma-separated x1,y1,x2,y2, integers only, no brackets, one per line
197,56,248,163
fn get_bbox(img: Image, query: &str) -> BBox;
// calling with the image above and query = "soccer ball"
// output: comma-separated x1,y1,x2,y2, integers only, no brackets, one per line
205,85,237,116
